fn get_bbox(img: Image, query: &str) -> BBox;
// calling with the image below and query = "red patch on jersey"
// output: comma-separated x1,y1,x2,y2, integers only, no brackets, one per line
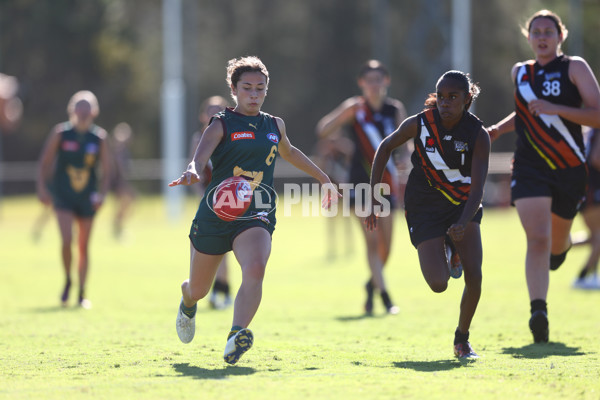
231,132,255,141
426,137,435,147
61,141,79,151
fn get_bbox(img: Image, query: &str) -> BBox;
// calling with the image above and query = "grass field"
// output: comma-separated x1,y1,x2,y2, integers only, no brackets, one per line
0,195,599,400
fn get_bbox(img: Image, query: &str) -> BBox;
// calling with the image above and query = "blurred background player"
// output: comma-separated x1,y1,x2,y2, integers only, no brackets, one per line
487,10,600,342
36,90,111,309
313,131,354,260
108,122,136,240
191,95,232,309
317,60,407,315
33,121,136,242
0,72,22,133
572,127,600,289
367,70,489,359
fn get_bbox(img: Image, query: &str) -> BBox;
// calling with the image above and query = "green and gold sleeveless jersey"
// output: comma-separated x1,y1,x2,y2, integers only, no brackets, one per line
52,122,104,199
194,108,281,230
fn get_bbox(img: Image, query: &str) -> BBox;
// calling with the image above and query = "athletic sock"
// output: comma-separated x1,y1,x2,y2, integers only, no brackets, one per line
61,279,72,302
380,291,393,308
179,299,197,319
454,327,469,345
213,279,230,295
365,279,374,299
228,325,244,340
550,246,571,271
530,299,547,314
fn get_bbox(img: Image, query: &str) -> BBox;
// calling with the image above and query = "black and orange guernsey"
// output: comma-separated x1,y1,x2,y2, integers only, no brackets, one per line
514,55,585,170
408,108,483,206
349,97,399,187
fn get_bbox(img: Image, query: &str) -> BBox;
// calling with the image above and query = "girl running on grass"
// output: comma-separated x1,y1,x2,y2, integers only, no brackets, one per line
36,90,111,309
367,70,490,359
486,9,600,343
169,56,340,365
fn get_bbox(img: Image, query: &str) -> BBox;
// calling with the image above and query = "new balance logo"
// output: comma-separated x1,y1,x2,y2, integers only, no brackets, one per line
443,135,452,141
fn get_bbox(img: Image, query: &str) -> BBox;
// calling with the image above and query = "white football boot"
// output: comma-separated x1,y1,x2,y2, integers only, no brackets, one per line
176,301,196,344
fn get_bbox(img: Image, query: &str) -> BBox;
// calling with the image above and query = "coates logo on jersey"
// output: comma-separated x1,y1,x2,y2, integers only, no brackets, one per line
231,132,255,141
266,133,279,144
207,176,278,222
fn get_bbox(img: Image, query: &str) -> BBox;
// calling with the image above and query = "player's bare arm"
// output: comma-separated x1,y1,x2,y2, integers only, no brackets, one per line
365,116,418,231
169,120,224,187
277,117,340,208
316,96,360,139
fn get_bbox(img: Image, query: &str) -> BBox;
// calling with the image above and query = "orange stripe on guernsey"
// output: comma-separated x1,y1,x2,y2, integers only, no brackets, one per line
352,111,393,186
422,110,470,201
414,144,468,204
522,127,557,169
515,99,563,168
424,110,444,156
523,110,581,168
527,63,535,86
515,96,581,168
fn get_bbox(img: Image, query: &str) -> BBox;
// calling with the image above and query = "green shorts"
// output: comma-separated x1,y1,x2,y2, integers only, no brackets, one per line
189,218,275,255
52,192,96,217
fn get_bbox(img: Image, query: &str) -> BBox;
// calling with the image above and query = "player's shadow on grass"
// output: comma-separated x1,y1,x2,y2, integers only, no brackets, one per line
393,359,468,371
335,314,388,322
172,362,256,379
502,342,587,359
29,306,81,313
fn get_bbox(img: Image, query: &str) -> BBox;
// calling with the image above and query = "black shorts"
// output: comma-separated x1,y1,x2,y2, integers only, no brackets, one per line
405,201,483,248
511,162,586,219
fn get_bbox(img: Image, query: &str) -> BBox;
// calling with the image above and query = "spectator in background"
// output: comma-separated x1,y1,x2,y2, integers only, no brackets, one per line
108,122,136,240
36,90,111,309
0,73,23,133
487,10,600,342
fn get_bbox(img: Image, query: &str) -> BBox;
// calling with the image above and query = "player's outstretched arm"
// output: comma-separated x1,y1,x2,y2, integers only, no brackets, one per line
366,116,418,231
169,119,224,187
276,117,341,208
